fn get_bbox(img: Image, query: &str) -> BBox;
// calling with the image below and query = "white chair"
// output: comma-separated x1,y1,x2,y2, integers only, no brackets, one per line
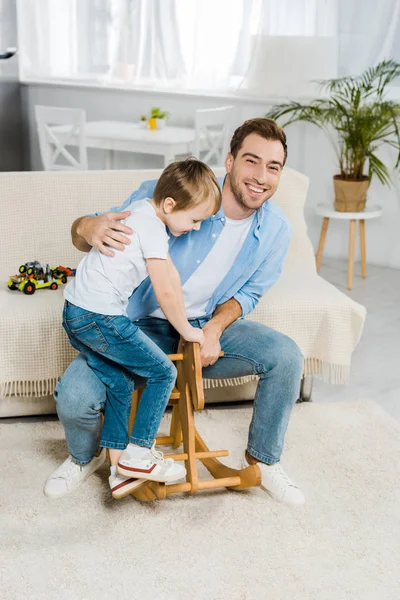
194,106,234,166
35,105,88,171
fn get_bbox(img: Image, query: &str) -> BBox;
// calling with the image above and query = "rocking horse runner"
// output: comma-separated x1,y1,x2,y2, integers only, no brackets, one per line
45,118,305,506
128,342,261,502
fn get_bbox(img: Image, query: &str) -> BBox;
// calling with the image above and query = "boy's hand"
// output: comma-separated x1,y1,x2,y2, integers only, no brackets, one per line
182,327,205,345
78,211,133,257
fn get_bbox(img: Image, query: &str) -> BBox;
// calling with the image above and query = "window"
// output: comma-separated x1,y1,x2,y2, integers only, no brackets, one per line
17,0,400,96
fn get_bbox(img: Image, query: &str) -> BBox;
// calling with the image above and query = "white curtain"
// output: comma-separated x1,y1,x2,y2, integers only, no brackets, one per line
106,0,186,86
239,0,338,97
16,0,400,94
338,0,400,77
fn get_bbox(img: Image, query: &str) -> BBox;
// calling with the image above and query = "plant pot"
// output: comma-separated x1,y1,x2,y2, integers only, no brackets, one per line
156,118,166,129
139,120,147,129
148,117,157,130
333,176,369,212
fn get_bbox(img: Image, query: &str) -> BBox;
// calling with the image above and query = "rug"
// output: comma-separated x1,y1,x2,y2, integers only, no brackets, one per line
1,400,399,600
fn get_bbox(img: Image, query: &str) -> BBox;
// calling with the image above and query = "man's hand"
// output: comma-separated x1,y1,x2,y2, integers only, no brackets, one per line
76,211,133,257
200,323,222,367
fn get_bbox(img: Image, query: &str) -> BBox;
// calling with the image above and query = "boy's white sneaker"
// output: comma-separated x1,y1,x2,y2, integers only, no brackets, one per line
44,449,106,498
117,444,186,483
109,473,146,499
243,454,305,506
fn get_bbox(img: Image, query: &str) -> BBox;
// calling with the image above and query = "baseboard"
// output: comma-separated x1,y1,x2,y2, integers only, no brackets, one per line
0,394,57,418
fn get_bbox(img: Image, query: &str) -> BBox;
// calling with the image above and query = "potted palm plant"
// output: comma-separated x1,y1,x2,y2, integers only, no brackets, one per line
266,59,400,211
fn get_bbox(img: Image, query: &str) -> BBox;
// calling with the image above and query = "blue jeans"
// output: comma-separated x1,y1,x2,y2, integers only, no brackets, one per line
62,301,177,450
56,315,303,466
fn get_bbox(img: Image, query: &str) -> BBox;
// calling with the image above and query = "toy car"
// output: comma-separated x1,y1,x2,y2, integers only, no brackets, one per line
51,265,76,283
8,261,66,295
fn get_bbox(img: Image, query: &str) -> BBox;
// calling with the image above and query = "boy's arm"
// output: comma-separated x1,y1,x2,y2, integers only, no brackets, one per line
146,258,204,344
166,257,186,313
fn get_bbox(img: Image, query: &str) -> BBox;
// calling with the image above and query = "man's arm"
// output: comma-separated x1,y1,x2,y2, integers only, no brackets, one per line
71,213,133,257
200,298,242,367
71,179,158,256
201,223,291,367
167,260,241,367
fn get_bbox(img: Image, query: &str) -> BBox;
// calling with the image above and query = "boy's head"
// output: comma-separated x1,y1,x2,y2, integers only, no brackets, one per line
153,158,221,237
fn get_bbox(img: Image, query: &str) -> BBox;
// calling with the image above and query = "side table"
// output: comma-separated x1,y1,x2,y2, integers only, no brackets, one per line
315,204,382,290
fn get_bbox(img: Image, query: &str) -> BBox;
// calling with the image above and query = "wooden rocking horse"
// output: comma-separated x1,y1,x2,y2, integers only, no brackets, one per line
127,340,261,501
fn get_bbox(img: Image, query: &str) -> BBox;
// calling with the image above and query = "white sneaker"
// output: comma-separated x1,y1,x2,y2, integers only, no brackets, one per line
243,455,305,506
109,473,146,500
44,449,106,498
117,444,186,483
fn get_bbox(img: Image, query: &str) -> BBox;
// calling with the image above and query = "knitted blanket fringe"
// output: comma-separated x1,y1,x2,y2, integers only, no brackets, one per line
0,358,349,398
0,378,59,398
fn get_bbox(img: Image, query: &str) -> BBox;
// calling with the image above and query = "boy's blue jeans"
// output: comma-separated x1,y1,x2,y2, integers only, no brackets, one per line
56,314,303,466
62,301,177,450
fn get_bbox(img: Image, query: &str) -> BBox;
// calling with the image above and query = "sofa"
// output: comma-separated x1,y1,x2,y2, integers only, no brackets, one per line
0,167,366,417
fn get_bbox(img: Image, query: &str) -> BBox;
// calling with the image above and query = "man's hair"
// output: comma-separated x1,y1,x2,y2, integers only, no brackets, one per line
230,118,287,165
153,158,221,213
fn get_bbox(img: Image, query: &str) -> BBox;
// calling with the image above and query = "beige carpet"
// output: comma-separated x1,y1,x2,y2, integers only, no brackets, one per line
1,400,399,600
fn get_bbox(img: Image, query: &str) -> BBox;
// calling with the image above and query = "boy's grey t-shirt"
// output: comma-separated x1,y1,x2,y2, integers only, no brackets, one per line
64,199,169,316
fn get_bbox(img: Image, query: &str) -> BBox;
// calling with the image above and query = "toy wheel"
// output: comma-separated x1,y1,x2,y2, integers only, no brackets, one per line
50,282,58,290
19,265,26,273
8,282,17,290
23,282,35,295
61,274,67,284
27,267,34,275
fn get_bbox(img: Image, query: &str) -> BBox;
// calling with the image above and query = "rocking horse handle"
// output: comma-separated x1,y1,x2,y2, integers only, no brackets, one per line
176,341,224,411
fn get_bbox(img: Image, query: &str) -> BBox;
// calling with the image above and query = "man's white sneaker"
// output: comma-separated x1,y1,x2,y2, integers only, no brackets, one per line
109,473,146,499
243,455,305,506
44,449,106,498
117,444,186,483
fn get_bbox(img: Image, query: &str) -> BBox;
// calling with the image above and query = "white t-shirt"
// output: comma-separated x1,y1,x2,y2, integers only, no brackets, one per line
64,199,169,316
151,213,254,320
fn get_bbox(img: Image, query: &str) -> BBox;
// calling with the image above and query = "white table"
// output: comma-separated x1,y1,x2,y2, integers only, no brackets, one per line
315,203,382,290
50,121,198,168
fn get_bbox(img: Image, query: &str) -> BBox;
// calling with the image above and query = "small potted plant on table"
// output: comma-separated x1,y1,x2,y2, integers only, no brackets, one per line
148,107,170,130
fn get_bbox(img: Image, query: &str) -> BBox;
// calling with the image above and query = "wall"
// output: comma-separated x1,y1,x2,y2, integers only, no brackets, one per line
21,82,400,269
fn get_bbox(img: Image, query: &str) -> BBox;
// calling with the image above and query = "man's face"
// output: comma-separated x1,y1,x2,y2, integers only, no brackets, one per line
225,133,285,212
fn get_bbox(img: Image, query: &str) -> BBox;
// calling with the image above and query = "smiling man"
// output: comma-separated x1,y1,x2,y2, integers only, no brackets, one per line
45,118,305,506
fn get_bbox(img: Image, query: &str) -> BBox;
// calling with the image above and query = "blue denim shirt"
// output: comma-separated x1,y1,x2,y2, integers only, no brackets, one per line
103,177,292,322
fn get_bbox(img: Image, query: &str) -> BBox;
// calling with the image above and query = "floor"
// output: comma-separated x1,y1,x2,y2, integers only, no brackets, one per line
315,257,400,422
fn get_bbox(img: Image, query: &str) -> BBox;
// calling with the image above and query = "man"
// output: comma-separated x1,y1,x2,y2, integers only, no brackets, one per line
45,118,305,505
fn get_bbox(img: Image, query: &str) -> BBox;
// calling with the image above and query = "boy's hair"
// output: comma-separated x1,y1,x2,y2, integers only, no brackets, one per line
153,158,221,213
230,118,287,165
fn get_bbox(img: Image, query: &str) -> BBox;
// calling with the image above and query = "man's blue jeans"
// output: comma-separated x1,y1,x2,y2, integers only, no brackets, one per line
62,302,177,451
55,316,303,466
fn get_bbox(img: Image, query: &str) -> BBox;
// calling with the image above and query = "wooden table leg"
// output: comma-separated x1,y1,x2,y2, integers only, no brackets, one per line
348,220,357,290
359,219,367,278
316,217,329,271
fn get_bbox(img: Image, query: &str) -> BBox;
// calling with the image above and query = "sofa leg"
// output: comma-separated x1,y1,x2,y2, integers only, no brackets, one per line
297,375,313,403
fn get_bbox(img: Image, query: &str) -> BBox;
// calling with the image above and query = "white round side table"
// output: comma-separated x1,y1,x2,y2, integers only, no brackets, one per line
315,204,382,290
